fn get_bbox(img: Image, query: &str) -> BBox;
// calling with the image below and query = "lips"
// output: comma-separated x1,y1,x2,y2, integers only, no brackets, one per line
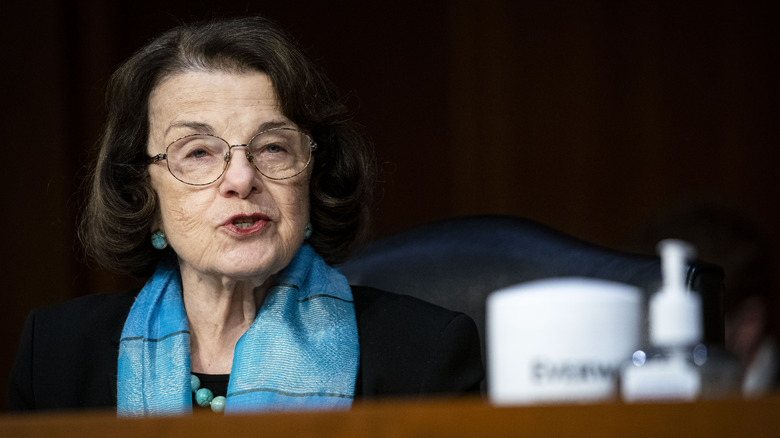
222,213,270,235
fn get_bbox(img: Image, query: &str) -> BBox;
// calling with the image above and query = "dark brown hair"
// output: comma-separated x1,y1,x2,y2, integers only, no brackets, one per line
79,16,375,277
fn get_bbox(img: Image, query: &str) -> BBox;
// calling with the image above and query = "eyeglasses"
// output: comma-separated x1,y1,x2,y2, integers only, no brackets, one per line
149,127,317,186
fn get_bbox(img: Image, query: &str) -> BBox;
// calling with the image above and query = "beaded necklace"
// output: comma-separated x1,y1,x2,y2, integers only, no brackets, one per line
191,374,227,413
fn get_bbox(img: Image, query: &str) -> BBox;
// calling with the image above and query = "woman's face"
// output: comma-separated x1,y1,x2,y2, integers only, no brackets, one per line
147,70,311,283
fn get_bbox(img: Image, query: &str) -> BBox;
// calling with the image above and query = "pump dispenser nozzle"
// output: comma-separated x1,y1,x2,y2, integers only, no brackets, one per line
649,239,703,348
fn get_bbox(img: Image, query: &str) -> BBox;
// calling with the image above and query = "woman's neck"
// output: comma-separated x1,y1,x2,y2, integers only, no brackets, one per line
180,267,272,374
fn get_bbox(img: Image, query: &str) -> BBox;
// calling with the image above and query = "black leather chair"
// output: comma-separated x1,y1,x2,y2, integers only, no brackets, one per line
337,215,725,352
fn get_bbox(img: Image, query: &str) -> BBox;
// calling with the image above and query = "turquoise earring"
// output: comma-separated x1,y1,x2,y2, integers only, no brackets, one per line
304,223,313,240
151,231,168,250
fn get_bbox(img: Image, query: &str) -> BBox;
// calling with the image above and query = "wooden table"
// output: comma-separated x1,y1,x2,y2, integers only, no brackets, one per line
2,395,779,437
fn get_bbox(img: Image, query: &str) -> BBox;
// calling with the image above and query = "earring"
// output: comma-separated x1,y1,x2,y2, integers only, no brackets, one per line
304,223,313,240
151,231,168,250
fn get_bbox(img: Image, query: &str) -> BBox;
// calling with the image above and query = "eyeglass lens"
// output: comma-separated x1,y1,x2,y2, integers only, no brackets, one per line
166,129,312,185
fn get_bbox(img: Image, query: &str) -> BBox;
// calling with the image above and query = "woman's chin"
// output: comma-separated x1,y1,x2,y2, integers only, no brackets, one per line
215,250,290,280
208,261,272,282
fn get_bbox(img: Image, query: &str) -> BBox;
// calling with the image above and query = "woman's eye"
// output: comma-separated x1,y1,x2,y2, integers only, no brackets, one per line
187,148,211,159
265,144,285,153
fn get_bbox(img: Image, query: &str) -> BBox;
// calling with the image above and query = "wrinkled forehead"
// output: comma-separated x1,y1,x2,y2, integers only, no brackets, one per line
146,70,289,149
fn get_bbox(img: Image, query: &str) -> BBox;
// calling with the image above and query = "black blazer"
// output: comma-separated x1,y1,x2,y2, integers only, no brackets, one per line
8,286,484,411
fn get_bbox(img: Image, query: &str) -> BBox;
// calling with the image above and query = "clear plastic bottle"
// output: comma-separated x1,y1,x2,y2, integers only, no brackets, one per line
620,239,741,402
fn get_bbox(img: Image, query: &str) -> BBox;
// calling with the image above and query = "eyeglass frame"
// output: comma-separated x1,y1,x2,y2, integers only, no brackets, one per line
148,126,318,186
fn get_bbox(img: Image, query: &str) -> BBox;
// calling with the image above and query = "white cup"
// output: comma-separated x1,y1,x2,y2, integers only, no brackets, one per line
487,277,642,405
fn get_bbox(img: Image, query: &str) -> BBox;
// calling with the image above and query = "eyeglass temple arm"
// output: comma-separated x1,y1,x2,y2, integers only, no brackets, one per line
149,153,167,164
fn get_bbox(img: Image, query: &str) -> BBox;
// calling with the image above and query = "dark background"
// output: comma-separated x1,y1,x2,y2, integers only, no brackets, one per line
1,0,777,410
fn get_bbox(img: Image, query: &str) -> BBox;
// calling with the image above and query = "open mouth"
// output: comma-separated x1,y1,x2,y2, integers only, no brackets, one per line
232,216,259,229
224,214,270,234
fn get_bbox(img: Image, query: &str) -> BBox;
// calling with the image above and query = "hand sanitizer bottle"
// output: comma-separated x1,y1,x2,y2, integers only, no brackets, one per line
620,239,704,402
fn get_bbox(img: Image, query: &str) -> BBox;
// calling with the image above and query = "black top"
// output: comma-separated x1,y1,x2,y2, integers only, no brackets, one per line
7,286,484,411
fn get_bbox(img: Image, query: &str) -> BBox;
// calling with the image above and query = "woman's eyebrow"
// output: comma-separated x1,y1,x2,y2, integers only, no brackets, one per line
164,120,292,137
257,120,293,132
164,121,214,136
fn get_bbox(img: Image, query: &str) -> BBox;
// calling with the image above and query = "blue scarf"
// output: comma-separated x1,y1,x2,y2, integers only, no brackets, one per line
117,244,359,416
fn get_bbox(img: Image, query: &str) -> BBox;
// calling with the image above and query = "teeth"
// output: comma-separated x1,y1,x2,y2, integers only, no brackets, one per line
232,217,258,229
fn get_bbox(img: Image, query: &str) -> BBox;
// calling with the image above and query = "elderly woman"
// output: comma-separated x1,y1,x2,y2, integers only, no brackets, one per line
8,16,483,415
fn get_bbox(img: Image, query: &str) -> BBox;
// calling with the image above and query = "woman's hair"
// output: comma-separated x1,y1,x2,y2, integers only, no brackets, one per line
79,16,375,277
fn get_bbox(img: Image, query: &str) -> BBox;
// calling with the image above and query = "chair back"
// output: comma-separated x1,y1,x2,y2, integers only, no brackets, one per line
337,215,725,350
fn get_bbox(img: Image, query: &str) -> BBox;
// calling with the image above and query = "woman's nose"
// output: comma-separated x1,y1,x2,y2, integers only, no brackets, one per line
219,146,260,197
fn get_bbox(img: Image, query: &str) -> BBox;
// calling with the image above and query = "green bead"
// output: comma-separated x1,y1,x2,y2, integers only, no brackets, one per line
190,375,201,393
195,388,214,407
210,396,226,413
